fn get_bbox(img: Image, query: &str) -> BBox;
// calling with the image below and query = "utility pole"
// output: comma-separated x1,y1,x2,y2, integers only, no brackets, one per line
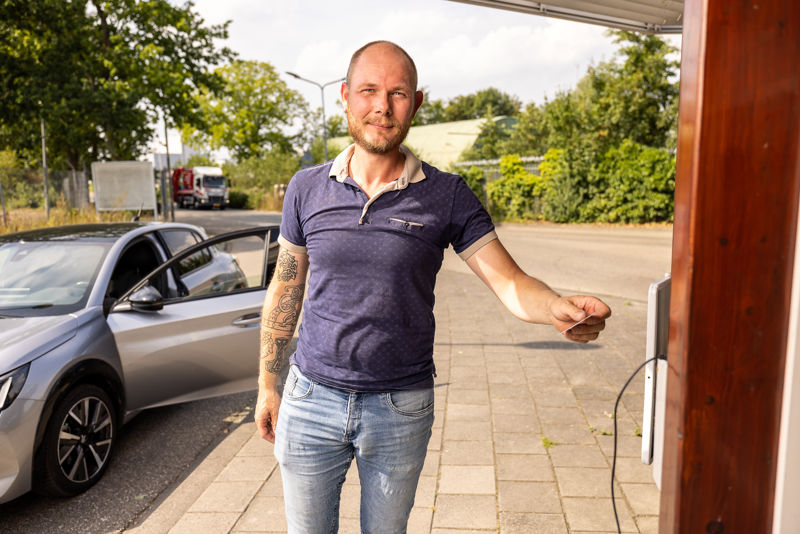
0,177,7,226
41,117,50,218
163,118,174,221
286,72,345,161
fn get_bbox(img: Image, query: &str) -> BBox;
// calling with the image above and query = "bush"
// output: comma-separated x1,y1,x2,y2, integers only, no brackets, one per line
582,139,675,222
539,148,588,223
224,151,299,190
227,190,250,209
487,155,544,221
459,165,487,207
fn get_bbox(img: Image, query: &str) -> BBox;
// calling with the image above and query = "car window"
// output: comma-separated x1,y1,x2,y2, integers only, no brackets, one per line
160,229,211,276
0,241,110,315
107,238,167,301
168,233,271,301
160,229,201,254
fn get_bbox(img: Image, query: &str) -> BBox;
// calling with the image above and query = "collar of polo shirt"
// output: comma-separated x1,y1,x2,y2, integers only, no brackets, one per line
329,144,426,189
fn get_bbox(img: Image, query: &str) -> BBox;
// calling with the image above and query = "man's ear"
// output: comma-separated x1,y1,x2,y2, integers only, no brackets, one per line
340,82,349,109
413,90,424,116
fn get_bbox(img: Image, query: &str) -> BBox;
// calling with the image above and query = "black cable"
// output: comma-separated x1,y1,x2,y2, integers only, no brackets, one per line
611,355,663,533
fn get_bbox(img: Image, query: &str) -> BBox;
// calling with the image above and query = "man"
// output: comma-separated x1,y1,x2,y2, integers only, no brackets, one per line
256,40,611,533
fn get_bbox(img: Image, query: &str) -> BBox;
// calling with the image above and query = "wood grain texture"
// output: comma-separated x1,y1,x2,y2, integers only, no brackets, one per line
661,0,800,531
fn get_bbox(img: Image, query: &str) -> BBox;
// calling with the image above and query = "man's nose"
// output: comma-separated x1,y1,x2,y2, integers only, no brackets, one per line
373,91,392,116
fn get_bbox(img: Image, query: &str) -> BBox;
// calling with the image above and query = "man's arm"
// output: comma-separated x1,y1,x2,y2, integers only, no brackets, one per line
256,246,309,442
465,238,610,343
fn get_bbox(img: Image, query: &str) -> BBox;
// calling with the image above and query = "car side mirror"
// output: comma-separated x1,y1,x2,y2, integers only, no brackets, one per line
129,285,164,312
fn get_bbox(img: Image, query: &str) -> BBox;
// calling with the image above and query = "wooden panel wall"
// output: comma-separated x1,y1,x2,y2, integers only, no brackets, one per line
660,0,800,531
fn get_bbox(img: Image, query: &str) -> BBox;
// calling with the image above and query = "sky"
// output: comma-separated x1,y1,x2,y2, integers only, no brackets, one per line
156,0,681,152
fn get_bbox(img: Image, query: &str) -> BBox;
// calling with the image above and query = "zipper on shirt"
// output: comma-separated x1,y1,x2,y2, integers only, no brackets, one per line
388,217,424,229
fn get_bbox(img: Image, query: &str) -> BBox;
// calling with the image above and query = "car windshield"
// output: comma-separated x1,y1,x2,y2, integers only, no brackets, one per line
202,176,225,188
0,241,111,316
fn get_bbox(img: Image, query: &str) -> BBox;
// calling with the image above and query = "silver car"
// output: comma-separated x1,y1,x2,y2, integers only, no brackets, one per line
0,222,278,503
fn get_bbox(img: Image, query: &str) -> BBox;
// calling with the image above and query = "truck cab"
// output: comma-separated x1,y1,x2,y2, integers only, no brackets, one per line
172,166,229,210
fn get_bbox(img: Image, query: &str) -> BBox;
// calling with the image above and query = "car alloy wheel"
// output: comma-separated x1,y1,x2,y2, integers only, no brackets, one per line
37,384,117,497
57,395,113,483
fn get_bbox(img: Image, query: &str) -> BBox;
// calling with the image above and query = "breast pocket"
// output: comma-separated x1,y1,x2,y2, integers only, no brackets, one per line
387,217,424,232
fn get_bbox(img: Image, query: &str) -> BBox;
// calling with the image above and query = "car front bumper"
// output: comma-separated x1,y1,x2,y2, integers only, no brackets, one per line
0,397,44,504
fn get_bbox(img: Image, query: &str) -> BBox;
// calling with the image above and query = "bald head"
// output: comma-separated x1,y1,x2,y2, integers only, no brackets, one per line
345,41,418,92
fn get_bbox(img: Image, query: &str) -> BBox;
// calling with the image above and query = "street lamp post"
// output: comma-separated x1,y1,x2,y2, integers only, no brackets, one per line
286,72,345,161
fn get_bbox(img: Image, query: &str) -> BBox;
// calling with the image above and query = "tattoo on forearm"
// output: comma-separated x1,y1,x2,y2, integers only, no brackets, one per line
266,284,304,332
276,250,298,282
260,331,291,374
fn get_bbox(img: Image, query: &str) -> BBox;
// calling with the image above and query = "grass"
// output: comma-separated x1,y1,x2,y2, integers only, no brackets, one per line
0,207,155,234
540,436,556,450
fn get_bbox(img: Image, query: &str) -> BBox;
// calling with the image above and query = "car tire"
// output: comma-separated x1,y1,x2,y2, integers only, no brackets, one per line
36,384,117,498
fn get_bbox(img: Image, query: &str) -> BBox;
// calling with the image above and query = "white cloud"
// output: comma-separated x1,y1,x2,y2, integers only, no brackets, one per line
170,0,681,144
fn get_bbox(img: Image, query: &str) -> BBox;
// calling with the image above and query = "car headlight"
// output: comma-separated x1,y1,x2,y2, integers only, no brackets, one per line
0,364,30,412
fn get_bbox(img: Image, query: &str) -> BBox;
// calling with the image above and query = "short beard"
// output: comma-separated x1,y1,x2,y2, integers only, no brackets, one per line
346,108,411,155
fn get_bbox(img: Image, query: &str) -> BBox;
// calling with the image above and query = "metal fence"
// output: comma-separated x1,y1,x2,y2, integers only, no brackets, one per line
0,167,91,211
453,155,543,182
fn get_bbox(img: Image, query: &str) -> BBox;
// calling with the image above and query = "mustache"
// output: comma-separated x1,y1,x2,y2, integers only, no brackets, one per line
365,119,399,128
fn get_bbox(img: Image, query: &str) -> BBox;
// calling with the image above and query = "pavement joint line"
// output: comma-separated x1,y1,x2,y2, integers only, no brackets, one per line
119,275,659,533
125,413,257,534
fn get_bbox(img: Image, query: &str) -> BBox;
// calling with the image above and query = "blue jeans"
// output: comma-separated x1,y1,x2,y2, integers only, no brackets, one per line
274,365,434,534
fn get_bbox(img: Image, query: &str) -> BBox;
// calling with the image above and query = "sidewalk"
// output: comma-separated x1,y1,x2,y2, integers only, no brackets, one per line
127,268,659,534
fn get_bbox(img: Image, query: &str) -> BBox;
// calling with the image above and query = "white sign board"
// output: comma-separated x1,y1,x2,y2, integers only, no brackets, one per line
91,161,158,220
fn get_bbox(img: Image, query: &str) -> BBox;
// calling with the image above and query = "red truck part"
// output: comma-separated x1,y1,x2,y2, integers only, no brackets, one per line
171,166,229,209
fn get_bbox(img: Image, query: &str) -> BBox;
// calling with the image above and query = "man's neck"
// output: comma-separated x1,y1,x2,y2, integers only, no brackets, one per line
349,145,405,197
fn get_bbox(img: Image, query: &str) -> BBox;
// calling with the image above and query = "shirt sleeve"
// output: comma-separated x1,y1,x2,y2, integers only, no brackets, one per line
278,174,308,254
449,177,497,260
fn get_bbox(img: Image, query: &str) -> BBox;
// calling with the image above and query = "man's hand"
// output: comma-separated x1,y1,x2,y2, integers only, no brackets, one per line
550,295,611,344
255,386,281,443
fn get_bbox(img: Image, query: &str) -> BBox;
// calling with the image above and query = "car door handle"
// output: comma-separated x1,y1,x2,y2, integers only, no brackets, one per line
232,313,261,327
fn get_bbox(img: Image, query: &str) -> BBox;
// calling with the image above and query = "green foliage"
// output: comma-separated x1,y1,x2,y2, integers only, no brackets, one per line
458,166,486,206
582,140,675,222
492,30,679,223
223,150,299,190
411,89,446,126
459,107,514,161
501,103,547,156
227,190,250,209
325,115,348,138
183,154,215,167
487,155,544,221
413,87,521,126
182,60,306,160
0,0,234,170
539,148,582,223
308,138,347,164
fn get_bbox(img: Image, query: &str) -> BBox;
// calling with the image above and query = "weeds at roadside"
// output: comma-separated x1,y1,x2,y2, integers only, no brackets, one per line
0,207,153,234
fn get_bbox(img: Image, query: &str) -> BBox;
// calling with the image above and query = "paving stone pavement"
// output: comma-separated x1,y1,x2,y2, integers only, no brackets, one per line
127,267,658,534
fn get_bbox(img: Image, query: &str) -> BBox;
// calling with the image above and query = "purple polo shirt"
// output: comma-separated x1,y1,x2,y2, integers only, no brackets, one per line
279,144,497,392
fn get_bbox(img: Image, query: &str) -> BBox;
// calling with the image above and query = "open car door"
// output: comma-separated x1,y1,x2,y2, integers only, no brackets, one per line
106,226,279,412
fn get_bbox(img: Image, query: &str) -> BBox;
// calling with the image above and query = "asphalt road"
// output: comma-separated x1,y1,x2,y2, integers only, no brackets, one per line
173,207,281,235
0,208,672,533
0,392,256,534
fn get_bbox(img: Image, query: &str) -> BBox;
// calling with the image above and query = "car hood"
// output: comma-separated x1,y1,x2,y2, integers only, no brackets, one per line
0,315,77,373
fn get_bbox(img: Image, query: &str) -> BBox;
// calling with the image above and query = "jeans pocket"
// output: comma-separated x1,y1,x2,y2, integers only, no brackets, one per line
386,388,435,417
285,365,314,400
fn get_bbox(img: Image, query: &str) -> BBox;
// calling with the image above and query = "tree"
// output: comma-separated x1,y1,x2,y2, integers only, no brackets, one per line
582,139,675,222
0,0,234,170
181,60,306,160
412,87,522,126
487,154,545,220
459,106,513,161
412,87,447,126
445,87,522,122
